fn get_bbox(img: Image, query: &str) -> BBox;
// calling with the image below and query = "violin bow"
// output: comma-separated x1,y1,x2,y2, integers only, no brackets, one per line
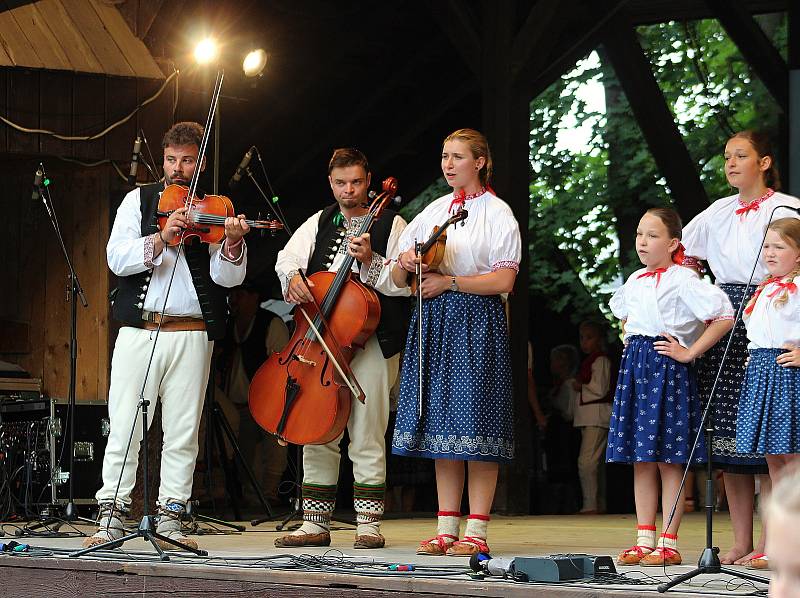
415,238,423,419
132,70,226,421
296,270,367,403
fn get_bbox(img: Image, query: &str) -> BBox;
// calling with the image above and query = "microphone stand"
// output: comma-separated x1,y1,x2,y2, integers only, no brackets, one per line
23,166,95,535
656,204,798,593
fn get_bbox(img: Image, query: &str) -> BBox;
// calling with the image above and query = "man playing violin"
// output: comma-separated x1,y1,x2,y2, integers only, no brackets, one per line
274,148,409,549
83,122,250,551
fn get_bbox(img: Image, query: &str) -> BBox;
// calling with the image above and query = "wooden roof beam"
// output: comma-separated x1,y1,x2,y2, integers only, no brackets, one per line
708,0,789,112
511,0,568,86
601,10,709,220
428,1,481,79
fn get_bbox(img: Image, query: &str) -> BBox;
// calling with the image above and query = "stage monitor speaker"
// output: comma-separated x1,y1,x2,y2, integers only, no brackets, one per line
511,554,616,582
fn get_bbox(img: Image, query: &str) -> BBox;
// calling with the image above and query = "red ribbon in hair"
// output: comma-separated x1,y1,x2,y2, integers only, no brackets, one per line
672,243,686,265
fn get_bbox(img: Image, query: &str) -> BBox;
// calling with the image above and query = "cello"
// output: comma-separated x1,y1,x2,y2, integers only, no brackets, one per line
248,177,399,445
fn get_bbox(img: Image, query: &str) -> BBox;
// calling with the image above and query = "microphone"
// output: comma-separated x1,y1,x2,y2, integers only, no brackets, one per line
127,136,142,186
777,204,800,215
31,166,43,201
228,146,255,188
469,552,514,577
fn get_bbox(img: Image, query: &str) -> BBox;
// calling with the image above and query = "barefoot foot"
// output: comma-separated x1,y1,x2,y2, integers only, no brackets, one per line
720,546,753,565
734,549,763,566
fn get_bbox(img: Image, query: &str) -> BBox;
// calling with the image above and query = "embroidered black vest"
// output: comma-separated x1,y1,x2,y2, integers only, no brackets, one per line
306,204,409,358
110,183,229,341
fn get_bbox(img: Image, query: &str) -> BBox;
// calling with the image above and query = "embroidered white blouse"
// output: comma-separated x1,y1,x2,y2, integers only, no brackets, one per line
743,277,800,349
106,187,247,317
397,191,521,277
275,210,409,299
610,265,734,349
682,191,800,284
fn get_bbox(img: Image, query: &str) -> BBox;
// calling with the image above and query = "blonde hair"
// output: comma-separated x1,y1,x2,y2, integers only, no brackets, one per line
444,128,493,187
744,218,800,313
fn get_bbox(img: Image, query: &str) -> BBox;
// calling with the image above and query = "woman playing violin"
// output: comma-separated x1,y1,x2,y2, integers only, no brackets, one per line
391,128,521,557
84,122,249,552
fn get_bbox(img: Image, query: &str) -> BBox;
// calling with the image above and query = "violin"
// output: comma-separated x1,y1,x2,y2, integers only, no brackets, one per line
248,177,399,445
156,183,283,246
409,208,468,294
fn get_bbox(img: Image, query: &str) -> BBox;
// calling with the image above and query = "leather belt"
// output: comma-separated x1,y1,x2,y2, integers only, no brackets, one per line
137,311,206,332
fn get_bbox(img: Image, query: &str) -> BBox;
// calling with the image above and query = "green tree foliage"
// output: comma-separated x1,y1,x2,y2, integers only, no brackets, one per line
528,16,786,323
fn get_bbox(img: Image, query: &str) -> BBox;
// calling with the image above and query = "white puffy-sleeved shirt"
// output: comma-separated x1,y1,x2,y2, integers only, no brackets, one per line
682,191,800,284
743,277,800,349
398,190,522,276
275,210,409,298
106,187,247,317
609,265,734,348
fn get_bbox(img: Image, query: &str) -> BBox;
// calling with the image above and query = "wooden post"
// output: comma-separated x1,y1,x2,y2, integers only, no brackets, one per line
790,1,800,196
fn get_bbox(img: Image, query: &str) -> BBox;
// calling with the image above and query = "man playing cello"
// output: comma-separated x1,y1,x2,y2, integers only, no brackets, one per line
83,122,250,550
273,148,408,549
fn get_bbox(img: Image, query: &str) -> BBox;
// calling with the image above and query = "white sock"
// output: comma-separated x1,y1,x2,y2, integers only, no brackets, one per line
291,520,329,536
356,521,381,537
463,514,489,544
436,511,461,540
636,525,657,549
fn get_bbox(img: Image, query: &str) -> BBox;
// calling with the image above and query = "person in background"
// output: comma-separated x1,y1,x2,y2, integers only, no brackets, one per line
763,467,800,598
572,320,613,515
216,281,290,505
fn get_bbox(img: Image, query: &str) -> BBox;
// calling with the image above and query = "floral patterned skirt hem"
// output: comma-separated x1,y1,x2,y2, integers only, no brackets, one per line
391,292,514,464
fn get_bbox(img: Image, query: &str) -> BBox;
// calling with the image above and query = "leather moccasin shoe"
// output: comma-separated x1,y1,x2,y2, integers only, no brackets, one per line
354,534,385,549
274,531,331,548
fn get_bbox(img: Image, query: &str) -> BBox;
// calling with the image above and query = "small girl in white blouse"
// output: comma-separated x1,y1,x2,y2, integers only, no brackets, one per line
735,218,800,570
608,208,734,567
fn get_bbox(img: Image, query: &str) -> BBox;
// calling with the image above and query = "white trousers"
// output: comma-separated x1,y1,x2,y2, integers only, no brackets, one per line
303,335,399,487
96,327,213,506
577,425,608,511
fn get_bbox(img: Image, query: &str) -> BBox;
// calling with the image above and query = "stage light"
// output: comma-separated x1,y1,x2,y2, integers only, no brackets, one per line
194,38,219,65
242,49,268,77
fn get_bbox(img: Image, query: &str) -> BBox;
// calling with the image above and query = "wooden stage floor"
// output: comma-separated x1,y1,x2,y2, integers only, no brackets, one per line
0,512,770,597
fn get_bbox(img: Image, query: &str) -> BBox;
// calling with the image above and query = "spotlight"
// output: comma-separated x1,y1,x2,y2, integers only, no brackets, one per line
242,49,268,77
194,38,219,65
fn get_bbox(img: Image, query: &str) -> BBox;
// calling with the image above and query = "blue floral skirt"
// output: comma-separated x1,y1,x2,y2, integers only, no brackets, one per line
736,348,800,455
606,335,705,464
391,292,514,463
697,283,766,472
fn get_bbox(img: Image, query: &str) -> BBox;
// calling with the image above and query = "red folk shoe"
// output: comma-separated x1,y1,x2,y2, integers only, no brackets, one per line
417,533,457,556
446,536,490,557
616,545,655,565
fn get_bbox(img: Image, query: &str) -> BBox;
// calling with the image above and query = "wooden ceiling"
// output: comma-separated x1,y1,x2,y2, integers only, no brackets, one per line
0,0,163,78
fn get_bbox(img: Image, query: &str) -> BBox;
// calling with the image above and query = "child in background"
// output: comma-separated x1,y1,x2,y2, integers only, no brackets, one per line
572,321,613,514
608,207,734,566
734,218,800,570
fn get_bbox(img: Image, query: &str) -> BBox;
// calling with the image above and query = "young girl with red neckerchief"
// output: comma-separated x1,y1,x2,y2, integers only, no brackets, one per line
608,208,734,566
681,131,800,566
733,218,800,571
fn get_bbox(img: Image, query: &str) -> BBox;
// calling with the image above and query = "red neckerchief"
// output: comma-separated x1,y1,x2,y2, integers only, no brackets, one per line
734,188,775,217
449,187,487,213
767,278,798,299
743,275,797,315
578,351,607,384
637,267,668,286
